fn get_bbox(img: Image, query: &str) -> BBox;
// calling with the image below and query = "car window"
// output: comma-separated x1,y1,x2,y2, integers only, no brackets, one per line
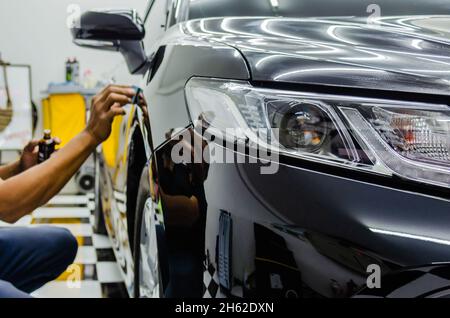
143,0,155,22
143,0,170,48
166,0,190,27
187,0,450,19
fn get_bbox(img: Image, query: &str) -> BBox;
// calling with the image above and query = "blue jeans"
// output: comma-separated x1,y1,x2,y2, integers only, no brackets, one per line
0,226,78,298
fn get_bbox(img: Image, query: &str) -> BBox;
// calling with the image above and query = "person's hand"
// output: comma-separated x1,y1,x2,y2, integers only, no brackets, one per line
137,92,149,119
20,137,61,172
86,85,137,145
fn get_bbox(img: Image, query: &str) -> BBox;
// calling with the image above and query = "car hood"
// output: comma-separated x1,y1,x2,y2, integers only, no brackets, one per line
183,16,450,97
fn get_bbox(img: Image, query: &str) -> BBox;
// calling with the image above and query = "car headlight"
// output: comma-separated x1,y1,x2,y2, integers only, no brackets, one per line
185,77,450,189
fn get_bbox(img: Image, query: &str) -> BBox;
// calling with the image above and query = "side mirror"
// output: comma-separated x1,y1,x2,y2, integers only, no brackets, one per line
71,9,148,74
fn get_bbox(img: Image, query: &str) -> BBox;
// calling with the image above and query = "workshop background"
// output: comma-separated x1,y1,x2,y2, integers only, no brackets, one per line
0,0,148,102
0,0,149,298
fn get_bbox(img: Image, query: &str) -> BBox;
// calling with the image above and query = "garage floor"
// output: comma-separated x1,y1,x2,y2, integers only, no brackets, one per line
0,193,128,298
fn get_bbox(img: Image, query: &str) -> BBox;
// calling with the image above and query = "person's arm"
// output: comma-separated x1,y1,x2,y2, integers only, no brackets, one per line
0,85,137,224
0,160,22,180
0,138,62,180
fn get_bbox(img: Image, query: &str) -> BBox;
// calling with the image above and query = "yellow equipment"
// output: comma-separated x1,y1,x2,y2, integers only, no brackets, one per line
41,86,132,173
102,115,124,168
41,93,86,148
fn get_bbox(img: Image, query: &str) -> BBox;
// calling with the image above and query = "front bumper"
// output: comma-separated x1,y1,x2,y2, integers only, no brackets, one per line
201,145,450,297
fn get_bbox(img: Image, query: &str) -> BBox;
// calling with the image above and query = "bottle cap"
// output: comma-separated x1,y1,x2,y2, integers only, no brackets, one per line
43,129,52,139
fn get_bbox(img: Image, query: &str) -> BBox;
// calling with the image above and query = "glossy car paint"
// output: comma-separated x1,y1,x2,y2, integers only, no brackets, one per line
92,2,450,298
183,16,450,97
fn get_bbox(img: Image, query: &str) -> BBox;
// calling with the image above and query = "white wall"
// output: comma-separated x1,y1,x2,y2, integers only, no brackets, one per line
0,0,149,102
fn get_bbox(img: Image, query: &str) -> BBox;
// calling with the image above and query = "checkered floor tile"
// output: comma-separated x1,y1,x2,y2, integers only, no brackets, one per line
0,194,128,298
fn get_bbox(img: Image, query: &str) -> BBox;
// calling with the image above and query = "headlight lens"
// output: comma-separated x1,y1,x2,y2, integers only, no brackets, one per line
185,78,450,189
268,101,330,151
369,107,449,166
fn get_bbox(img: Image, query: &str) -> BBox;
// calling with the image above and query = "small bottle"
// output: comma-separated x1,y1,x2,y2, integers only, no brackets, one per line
38,130,56,163
72,58,80,84
66,58,73,82
83,69,96,89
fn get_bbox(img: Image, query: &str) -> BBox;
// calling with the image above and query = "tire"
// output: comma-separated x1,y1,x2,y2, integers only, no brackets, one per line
133,166,164,298
126,127,147,254
93,152,107,235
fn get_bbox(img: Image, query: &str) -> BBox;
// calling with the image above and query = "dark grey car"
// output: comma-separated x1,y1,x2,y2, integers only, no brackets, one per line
72,0,450,298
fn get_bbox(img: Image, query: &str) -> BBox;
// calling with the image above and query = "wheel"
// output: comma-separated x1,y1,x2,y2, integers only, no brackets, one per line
133,167,163,298
93,152,107,235
137,197,162,298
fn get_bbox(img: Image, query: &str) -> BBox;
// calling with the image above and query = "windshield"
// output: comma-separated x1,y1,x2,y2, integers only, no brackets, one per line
188,0,450,20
